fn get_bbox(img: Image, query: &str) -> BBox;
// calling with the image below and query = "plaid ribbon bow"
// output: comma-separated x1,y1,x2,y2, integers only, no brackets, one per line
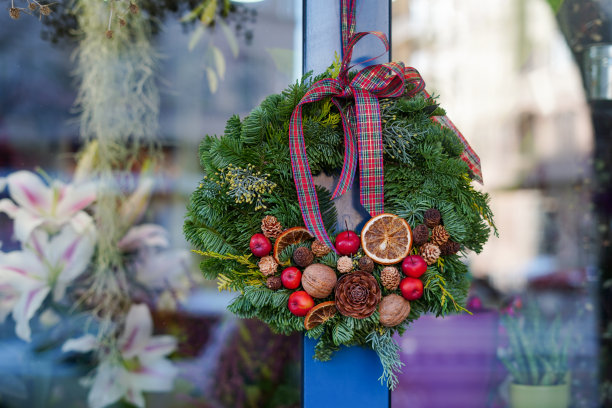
289,0,482,251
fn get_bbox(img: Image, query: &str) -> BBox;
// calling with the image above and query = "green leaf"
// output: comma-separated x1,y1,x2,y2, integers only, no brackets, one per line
188,24,206,51
219,19,239,57
205,67,219,93
211,45,226,80
200,0,217,26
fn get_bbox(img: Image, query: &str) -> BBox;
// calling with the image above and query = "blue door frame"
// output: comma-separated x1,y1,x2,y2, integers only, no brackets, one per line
301,1,392,407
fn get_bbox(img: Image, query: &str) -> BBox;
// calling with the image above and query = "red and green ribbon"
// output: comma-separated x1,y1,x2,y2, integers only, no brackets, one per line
289,0,482,250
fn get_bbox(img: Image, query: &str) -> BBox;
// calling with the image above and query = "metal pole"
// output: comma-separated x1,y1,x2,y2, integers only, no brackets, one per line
302,1,391,407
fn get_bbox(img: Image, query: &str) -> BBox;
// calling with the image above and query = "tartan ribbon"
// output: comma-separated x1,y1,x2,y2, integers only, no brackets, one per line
289,0,482,250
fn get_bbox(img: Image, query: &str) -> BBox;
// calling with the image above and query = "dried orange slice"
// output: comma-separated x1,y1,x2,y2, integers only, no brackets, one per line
273,226,314,264
304,301,337,330
360,213,412,265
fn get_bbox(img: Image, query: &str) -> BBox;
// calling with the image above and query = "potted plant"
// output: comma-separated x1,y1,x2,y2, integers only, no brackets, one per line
498,298,571,408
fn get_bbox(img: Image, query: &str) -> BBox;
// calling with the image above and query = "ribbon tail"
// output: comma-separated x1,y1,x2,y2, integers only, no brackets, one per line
331,101,357,200
353,88,384,216
289,106,336,250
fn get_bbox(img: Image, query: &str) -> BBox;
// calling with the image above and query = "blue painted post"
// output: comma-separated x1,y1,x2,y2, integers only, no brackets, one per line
302,1,391,407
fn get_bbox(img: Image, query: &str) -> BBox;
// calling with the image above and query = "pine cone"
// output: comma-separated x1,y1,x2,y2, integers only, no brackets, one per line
419,243,441,265
413,224,429,246
266,276,282,290
431,225,450,246
440,240,461,256
424,208,441,228
380,266,401,290
358,256,374,273
258,256,278,277
293,246,314,267
335,271,381,319
336,256,353,274
311,240,331,257
261,215,283,239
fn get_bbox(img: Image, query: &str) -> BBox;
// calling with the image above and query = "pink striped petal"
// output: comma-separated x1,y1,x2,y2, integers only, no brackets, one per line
119,304,153,359
13,285,50,341
7,171,52,215
55,183,96,218
139,335,177,363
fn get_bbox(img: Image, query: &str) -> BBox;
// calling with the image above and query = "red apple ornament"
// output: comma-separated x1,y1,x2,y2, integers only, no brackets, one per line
281,266,302,290
250,233,272,257
400,277,424,301
335,230,360,255
288,290,314,316
401,255,427,278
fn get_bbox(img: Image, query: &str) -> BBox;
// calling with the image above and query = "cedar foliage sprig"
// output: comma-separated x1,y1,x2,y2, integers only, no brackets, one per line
184,69,496,389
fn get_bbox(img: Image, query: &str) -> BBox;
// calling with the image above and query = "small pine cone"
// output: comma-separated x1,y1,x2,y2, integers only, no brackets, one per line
9,7,20,19
28,3,37,11
129,2,139,14
419,243,441,265
293,246,314,267
337,256,353,274
311,240,331,257
266,276,282,290
413,224,429,246
39,5,51,16
358,256,374,273
424,208,441,228
119,18,127,27
261,215,283,239
105,30,114,39
440,240,461,256
258,255,278,277
431,225,450,246
380,267,401,291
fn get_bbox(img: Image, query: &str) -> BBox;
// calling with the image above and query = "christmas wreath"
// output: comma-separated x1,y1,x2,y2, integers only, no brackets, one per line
184,11,496,388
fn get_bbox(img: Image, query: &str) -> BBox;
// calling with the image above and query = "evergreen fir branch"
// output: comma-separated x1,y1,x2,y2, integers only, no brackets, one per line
367,329,405,390
319,251,339,268
184,220,238,254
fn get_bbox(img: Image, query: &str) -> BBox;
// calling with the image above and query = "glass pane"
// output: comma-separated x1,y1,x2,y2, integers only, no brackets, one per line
0,2,302,407
391,1,600,407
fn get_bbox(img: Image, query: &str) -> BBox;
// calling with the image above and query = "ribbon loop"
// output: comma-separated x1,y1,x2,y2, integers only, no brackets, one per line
289,1,482,251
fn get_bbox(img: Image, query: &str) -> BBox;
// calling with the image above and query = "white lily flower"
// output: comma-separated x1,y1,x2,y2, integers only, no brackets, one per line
117,224,169,253
62,304,178,408
0,224,96,341
0,170,96,241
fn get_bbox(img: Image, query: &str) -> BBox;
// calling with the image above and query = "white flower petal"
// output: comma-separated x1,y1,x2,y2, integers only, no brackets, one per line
62,334,98,353
55,183,96,219
52,225,96,289
127,358,178,392
6,171,52,215
13,285,50,342
124,387,145,408
12,209,45,242
139,335,177,363
87,362,128,408
0,250,48,286
118,304,153,359
118,224,169,252
0,198,19,218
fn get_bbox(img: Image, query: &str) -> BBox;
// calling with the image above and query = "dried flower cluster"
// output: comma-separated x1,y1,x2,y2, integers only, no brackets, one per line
214,163,276,210
8,0,53,20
